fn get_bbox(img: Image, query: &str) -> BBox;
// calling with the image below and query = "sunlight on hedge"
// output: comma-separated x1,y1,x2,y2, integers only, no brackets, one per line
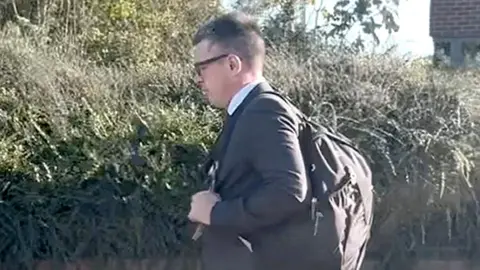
0,7,480,270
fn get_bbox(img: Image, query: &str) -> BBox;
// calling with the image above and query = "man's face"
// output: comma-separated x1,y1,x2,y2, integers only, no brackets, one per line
193,40,232,108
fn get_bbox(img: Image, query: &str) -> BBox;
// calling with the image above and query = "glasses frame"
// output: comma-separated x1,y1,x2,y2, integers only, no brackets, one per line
194,54,229,75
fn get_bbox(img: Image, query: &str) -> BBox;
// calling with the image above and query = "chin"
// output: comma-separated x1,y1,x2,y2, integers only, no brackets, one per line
210,100,224,109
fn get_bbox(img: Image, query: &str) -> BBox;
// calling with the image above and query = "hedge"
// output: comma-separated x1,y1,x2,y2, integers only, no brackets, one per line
0,28,479,269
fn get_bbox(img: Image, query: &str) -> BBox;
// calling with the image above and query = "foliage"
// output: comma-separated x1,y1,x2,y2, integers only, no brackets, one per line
2,0,400,64
1,1,480,270
1,25,480,269
0,23,221,265
233,0,400,49
0,0,220,66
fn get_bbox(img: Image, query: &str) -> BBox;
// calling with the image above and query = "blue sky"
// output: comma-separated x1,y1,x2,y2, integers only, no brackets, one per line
222,0,433,58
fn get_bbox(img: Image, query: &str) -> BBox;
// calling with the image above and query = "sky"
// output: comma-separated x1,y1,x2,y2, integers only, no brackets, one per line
222,0,433,58
362,0,433,57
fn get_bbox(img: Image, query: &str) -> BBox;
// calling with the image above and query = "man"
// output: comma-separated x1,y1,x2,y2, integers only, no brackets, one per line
187,12,365,270
187,11,315,270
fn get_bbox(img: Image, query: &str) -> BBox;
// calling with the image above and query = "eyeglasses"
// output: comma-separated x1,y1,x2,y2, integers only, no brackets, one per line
194,54,229,75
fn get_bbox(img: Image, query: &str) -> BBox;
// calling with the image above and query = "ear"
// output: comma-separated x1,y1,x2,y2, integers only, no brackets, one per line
227,55,242,75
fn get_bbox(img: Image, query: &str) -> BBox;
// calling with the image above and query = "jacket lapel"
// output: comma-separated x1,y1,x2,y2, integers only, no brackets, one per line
208,82,273,189
199,113,229,186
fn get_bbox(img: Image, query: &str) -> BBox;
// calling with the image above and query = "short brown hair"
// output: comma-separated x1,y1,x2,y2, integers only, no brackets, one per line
193,11,265,68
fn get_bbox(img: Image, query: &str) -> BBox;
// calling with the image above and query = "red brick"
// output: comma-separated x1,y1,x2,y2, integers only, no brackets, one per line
430,0,480,38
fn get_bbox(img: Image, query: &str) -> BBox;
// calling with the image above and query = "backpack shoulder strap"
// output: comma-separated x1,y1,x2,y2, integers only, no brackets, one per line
257,89,361,153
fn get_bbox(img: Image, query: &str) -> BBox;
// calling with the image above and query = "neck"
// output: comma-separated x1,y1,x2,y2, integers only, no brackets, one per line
235,72,263,93
225,73,263,107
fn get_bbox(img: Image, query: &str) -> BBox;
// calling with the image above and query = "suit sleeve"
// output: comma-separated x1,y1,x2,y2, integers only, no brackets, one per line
209,97,309,235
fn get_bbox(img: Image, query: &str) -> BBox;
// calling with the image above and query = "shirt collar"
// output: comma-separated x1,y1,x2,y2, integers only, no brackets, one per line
227,78,266,115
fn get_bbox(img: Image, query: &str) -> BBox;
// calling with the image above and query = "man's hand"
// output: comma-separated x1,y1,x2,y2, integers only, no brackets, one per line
188,190,221,225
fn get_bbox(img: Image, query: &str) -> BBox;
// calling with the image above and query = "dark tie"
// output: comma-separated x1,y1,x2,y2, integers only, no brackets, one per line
224,113,233,128
217,113,234,157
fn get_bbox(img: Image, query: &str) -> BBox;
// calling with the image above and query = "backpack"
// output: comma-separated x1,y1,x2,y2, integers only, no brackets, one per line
260,89,374,270
197,86,374,270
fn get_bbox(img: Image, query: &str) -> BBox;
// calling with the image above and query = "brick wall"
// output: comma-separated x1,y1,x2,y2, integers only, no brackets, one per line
430,0,480,38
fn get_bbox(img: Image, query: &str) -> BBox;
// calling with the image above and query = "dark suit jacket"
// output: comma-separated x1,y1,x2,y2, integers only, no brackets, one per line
200,82,330,270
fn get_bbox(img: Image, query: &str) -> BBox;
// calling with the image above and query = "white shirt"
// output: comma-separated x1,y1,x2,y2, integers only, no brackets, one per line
227,78,266,115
